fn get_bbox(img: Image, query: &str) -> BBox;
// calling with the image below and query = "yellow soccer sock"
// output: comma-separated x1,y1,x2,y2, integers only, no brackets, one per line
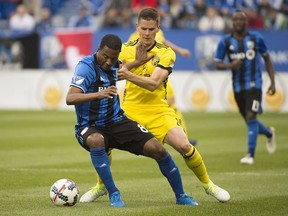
96,150,113,185
183,146,210,184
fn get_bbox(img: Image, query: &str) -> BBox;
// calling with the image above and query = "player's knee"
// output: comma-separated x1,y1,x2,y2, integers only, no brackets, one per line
86,133,105,149
175,142,192,155
143,138,166,160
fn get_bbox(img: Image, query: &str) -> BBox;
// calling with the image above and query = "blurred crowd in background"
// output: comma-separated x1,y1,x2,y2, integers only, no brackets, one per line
0,0,288,35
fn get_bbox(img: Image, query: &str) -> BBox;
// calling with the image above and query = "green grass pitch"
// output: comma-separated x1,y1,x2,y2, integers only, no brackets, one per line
0,110,287,216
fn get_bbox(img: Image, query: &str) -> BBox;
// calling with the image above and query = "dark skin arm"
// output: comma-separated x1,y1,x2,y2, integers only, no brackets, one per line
216,55,276,96
66,85,118,105
262,53,276,95
124,42,155,70
215,59,243,70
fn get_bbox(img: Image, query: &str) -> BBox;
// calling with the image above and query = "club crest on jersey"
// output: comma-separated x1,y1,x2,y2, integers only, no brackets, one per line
151,55,160,66
73,76,85,85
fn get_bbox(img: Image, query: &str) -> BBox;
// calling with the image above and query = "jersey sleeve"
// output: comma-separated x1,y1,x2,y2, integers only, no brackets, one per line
166,80,175,98
256,32,268,55
158,48,176,72
71,62,94,93
214,37,227,62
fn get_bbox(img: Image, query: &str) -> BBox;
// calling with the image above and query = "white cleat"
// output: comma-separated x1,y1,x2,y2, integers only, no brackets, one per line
266,127,276,154
204,180,230,202
80,184,107,203
240,154,254,165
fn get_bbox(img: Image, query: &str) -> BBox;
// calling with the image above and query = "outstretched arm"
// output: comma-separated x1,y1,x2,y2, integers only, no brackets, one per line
164,40,191,58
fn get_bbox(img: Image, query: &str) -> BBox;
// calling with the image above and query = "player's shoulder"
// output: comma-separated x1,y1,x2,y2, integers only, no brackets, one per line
76,55,95,72
154,41,174,55
79,55,94,65
248,31,264,39
155,41,170,50
123,39,138,47
221,33,233,40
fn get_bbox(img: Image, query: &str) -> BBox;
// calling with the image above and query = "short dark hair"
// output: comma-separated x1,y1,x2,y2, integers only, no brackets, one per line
100,34,122,51
233,9,247,17
138,7,160,25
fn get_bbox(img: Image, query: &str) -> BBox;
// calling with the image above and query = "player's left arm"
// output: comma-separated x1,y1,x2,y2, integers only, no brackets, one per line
258,34,276,95
262,53,276,95
117,63,168,92
120,42,154,70
164,40,191,58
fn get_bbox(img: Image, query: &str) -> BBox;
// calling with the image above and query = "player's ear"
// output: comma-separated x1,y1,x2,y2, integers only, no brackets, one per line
157,25,160,32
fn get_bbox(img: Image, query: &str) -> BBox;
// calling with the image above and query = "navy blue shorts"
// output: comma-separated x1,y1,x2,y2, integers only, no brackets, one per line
75,117,154,156
234,88,263,118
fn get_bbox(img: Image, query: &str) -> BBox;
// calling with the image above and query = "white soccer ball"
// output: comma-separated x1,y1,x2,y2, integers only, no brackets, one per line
50,178,79,206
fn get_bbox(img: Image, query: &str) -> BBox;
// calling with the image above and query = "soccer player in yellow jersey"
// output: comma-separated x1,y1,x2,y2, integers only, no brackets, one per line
80,7,230,204
130,29,196,145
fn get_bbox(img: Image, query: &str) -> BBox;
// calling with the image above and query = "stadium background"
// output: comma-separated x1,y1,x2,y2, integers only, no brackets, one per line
0,29,287,112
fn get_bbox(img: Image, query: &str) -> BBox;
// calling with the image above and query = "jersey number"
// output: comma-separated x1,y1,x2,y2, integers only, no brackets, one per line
137,124,149,133
251,100,260,112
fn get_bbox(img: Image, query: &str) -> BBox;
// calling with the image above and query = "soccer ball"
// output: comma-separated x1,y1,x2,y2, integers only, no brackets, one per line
50,178,79,206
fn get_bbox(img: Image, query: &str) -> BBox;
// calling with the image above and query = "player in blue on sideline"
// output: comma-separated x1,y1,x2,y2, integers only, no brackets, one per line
214,9,277,165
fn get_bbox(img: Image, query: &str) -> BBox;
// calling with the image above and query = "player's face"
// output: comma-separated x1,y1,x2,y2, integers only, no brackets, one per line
232,12,247,34
97,46,119,72
136,19,159,48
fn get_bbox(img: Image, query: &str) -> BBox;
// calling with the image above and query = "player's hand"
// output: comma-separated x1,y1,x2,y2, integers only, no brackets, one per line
135,42,155,65
267,83,276,96
98,86,118,99
179,48,191,58
230,59,242,70
117,60,131,81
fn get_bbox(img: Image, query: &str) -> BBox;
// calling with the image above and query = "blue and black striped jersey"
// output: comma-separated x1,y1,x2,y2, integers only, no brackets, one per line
70,54,125,129
215,31,268,93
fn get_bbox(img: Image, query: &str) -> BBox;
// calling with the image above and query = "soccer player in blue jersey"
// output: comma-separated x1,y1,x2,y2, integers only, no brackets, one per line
66,34,198,207
214,10,276,165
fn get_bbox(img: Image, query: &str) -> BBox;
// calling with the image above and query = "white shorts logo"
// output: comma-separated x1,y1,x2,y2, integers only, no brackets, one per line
252,100,260,112
80,127,89,135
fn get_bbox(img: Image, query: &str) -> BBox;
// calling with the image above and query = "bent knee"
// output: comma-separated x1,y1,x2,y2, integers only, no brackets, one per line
86,132,105,148
143,138,167,160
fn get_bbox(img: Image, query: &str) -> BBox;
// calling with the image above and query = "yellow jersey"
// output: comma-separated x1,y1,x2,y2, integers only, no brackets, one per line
119,39,176,109
166,80,174,98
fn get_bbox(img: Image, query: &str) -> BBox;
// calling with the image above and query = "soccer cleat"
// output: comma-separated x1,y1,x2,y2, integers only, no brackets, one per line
109,191,125,207
176,193,198,206
266,127,276,154
240,154,254,165
79,184,107,203
204,180,230,202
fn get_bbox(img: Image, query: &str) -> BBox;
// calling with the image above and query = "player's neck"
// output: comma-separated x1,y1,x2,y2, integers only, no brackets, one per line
233,31,247,40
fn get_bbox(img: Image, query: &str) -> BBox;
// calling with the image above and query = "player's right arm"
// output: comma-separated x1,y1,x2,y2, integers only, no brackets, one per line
117,63,168,92
214,37,242,70
66,85,118,105
66,62,118,105
215,59,243,70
